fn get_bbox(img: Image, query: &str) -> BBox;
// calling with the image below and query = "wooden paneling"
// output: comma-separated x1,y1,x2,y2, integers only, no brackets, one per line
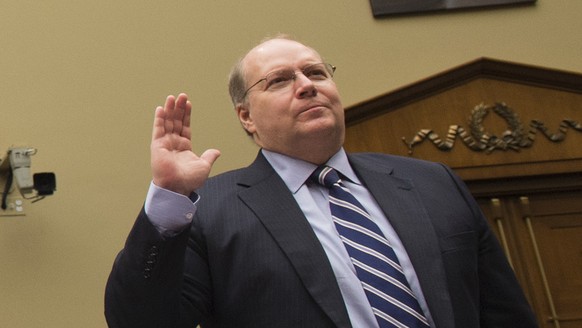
477,190,582,328
345,78,582,181
345,58,582,181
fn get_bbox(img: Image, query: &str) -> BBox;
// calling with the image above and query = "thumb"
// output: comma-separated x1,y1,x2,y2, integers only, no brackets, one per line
200,149,221,166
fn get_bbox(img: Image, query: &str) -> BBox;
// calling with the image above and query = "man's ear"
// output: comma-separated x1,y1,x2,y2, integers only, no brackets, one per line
236,104,255,135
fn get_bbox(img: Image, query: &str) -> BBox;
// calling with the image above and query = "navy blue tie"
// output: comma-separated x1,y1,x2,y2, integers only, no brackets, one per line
311,166,429,328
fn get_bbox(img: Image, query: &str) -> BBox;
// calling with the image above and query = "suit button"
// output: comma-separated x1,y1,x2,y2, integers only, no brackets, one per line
144,245,159,279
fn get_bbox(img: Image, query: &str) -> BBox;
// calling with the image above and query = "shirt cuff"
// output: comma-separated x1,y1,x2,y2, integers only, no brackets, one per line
144,181,199,236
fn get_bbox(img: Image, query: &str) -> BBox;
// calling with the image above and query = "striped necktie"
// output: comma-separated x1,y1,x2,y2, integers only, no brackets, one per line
310,166,429,328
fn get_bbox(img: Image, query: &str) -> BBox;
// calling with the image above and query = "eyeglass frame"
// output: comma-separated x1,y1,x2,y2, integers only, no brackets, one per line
241,62,336,100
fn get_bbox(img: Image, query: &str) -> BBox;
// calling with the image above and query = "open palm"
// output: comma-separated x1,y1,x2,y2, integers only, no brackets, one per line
151,93,220,196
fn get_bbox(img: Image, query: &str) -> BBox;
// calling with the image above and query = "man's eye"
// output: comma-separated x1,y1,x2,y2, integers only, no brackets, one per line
266,73,292,89
306,69,328,79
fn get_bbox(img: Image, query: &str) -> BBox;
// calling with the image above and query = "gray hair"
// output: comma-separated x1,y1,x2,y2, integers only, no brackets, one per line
228,58,248,107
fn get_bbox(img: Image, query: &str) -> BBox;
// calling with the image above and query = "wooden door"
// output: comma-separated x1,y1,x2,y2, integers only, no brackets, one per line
476,187,582,328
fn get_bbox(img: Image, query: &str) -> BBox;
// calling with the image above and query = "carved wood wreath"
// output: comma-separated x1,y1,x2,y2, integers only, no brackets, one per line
402,102,582,154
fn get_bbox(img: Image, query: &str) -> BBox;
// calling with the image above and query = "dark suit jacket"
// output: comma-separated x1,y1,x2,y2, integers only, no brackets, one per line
105,151,537,328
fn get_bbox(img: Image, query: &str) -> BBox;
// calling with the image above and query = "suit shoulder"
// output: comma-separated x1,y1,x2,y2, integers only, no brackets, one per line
349,152,446,170
200,168,246,192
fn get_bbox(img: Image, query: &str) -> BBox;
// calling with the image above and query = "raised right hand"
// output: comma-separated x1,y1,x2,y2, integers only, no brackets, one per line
150,93,220,196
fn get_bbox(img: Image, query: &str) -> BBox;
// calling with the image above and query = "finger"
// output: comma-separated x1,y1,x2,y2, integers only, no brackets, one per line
173,93,191,137
152,105,166,141
163,95,177,134
180,100,192,139
175,93,189,109
200,149,221,166
179,93,192,130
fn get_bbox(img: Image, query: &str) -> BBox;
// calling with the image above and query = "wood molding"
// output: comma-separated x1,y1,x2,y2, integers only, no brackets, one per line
345,58,582,126
343,57,582,181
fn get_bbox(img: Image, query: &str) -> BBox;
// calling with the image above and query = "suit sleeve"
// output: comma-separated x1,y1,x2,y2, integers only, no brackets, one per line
104,208,208,328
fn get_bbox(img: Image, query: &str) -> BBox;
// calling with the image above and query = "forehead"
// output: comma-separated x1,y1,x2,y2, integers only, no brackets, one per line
243,39,323,77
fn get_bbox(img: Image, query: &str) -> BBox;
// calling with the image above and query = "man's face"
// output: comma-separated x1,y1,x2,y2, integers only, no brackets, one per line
237,39,345,163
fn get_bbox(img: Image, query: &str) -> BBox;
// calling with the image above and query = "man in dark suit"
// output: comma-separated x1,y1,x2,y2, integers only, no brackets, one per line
105,35,537,327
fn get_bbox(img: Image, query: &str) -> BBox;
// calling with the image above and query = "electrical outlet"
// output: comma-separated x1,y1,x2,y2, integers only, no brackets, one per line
0,194,26,217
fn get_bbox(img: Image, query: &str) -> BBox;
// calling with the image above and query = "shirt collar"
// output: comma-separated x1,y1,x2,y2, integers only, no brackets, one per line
261,148,361,194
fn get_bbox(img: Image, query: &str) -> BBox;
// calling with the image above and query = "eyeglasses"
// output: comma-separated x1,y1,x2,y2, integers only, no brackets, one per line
242,63,336,99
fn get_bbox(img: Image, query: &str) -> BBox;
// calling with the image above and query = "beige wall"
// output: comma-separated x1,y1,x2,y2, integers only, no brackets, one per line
0,1,580,327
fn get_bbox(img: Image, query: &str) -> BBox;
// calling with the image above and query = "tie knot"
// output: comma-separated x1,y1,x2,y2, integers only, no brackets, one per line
310,165,341,188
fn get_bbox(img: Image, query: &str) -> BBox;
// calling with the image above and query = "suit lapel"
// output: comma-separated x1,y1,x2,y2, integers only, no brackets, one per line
236,153,352,328
349,155,455,327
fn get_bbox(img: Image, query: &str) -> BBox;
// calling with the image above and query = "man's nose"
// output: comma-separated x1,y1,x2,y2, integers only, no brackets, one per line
294,74,318,98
